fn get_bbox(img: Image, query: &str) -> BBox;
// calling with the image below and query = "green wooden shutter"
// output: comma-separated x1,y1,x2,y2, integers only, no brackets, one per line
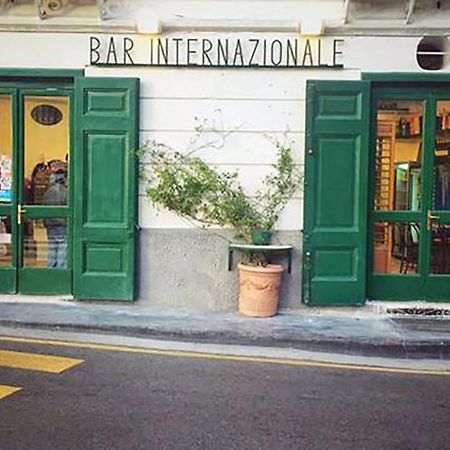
302,80,370,305
73,77,139,301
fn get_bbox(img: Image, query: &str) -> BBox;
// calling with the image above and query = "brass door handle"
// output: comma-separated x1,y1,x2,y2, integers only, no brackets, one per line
17,204,27,225
427,210,440,231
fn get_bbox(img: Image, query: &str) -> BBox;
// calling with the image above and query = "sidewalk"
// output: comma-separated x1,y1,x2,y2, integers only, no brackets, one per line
0,296,449,360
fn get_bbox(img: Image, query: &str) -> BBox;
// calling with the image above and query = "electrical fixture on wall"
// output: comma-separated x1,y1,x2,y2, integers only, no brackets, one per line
416,36,448,71
299,18,324,36
98,0,130,21
98,0,161,32
36,0,98,19
137,16,162,35
0,0,13,12
37,0,69,19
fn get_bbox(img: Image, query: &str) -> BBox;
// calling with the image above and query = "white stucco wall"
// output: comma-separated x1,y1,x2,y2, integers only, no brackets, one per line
0,26,441,233
87,62,360,231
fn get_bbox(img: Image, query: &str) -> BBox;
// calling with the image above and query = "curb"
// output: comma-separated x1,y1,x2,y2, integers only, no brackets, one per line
0,319,449,361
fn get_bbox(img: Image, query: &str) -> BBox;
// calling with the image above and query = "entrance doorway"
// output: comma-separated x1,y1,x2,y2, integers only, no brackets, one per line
0,88,72,294
368,89,450,301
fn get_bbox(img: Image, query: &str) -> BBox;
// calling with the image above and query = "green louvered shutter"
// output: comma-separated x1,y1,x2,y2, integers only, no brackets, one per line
73,77,139,300
302,80,370,305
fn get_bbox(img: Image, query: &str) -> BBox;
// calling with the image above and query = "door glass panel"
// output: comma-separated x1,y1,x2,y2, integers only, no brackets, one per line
0,95,13,204
24,96,69,206
430,224,450,274
375,100,423,211
434,101,450,211
0,216,12,266
23,218,67,268
373,222,420,274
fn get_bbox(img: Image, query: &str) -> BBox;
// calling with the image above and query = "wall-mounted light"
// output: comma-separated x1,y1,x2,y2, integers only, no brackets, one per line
137,16,162,35
300,18,324,36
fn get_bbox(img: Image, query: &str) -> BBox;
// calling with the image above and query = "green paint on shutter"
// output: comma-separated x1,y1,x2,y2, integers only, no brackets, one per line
73,77,139,301
303,80,370,306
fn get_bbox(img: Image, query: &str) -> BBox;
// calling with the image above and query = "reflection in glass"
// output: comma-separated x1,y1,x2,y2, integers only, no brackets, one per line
0,216,12,266
23,218,67,268
434,101,450,211
375,100,423,211
24,96,69,206
0,95,13,203
373,222,419,274
430,224,450,274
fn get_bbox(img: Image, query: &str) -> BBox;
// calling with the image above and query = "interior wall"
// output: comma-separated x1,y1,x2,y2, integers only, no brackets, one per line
24,96,69,178
0,95,12,162
395,139,421,163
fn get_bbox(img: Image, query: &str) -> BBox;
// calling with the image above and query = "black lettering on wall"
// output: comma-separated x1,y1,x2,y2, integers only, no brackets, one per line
157,38,169,64
286,39,298,66
232,39,244,66
248,39,260,66
317,39,323,65
123,37,134,65
271,39,282,66
149,38,154,64
302,39,313,66
187,38,198,65
88,35,344,69
333,39,344,66
262,39,267,66
90,36,101,64
173,38,182,65
106,37,118,64
217,39,229,65
202,39,213,65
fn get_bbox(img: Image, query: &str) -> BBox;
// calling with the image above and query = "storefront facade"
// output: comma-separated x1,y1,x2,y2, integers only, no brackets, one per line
0,71,138,300
304,77,450,305
0,0,449,308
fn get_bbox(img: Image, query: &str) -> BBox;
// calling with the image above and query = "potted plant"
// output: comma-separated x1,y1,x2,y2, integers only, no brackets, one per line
139,135,302,317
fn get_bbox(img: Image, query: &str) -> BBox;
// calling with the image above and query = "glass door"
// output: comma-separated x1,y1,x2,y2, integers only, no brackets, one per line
0,90,17,293
369,93,427,300
424,97,450,300
17,90,72,294
369,90,450,302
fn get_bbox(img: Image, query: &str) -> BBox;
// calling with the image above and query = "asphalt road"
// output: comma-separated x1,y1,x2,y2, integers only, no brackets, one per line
0,337,449,450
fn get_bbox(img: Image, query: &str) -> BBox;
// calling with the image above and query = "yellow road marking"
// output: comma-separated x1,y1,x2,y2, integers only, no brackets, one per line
0,350,83,373
0,385,22,399
0,335,448,377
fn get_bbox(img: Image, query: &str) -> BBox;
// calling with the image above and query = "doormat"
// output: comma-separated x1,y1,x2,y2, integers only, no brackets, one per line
387,307,450,317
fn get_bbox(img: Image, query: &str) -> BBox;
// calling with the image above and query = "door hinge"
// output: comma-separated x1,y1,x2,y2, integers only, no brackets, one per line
303,250,312,304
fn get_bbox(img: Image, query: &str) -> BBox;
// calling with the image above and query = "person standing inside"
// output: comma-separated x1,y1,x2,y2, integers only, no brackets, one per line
43,167,67,268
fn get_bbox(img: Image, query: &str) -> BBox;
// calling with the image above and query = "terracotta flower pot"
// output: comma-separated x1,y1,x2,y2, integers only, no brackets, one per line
238,263,284,317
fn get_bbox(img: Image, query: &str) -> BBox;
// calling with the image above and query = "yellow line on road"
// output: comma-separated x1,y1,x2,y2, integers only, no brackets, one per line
0,385,22,400
0,335,448,377
0,350,83,373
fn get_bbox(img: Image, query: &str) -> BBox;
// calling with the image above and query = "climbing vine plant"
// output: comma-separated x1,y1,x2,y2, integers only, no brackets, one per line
138,121,303,243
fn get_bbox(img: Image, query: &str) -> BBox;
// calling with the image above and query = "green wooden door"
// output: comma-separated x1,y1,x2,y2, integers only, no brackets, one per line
303,80,370,305
73,77,139,301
